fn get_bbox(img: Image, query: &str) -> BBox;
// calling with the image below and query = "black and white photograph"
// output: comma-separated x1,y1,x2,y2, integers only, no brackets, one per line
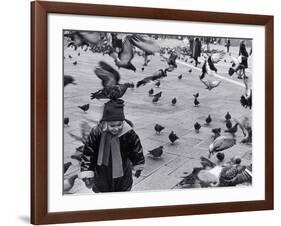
63,30,253,194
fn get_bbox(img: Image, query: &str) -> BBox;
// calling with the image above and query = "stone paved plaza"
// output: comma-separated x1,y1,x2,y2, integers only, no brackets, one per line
63,40,252,194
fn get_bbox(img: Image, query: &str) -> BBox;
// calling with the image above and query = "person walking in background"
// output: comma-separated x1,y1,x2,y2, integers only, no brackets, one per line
192,37,202,67
238,40,249,79
80,99,145,192
226,39,231,53
206,37,211,52
189,37,194,55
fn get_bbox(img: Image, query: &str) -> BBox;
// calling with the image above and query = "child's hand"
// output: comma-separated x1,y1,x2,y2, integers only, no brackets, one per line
82,177,94,189
134,170,142,178
132,164,144,178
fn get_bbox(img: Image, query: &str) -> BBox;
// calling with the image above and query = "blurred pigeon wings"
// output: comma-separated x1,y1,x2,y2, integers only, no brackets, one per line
130,34,160,54
109,36,136,71
210,52,225,63
65,31,107,50
91,61,133,100
94,61,120,87
136,69,168,87
200,79,222,90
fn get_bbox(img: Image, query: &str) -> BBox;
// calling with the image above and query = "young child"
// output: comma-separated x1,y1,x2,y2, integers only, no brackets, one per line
80,99,145,192
237,40,249,79
240,77,252,109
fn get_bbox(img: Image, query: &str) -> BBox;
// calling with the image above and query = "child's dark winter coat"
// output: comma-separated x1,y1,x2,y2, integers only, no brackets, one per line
80,123,145,192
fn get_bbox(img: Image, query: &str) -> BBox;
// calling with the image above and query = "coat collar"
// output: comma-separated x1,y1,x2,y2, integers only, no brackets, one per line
118,121,133,137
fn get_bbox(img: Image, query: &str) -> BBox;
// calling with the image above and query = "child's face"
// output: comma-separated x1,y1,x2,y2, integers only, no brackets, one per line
107,121,124,135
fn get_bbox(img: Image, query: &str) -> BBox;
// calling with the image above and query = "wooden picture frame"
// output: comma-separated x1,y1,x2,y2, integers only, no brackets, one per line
31,1,274,224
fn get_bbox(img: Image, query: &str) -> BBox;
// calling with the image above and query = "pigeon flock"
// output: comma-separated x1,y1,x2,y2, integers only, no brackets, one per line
63,31,253,192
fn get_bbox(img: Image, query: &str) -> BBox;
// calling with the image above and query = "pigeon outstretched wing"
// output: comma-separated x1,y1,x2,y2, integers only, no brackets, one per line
64,75,76,87
210,52,225,63
130,34,160,54
68,121,92,144
136,69,166,87
65,31,106,50
118,36,135,64
200,79,210,89
94,61,120,87
200,79,221,90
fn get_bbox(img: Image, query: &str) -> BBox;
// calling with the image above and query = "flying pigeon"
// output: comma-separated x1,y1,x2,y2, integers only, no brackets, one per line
178,74,183,80
148,146,164,158
154,124,165,134
129,34,160,55
68,121,93,146
188,69,192,73
109,34,160,72
136,69,168,87
65,31,106,50
108,36,136,72
200,53,224,79
78,104,90,113
90,61,134,100
200,79,222,90
64,75,77,87
73,61,77,66
169,131,179,144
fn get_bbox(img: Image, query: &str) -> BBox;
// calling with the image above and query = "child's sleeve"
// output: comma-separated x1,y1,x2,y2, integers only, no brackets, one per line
127,130,145,168
80,127,99,178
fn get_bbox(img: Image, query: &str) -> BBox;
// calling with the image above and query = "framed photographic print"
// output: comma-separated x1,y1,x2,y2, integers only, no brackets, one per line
31,1,274,224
